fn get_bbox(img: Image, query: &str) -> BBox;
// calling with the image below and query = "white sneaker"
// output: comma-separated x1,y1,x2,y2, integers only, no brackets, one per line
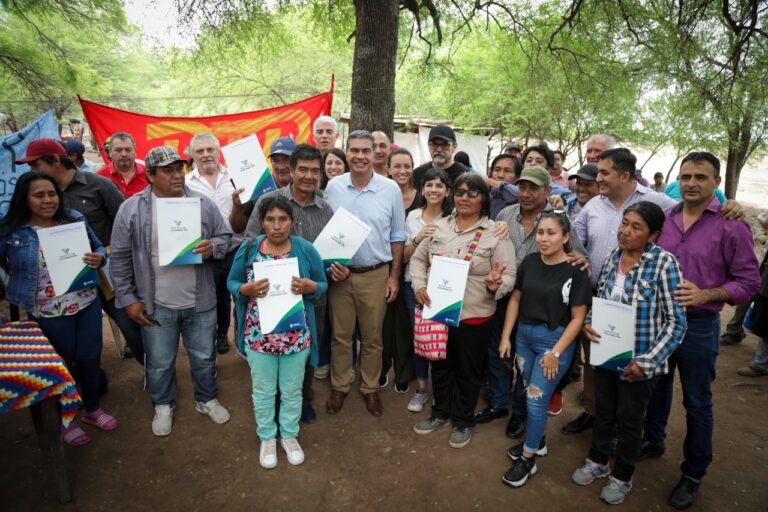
152,404,173,437
314,365,330,380
195,398,231,424
281,437,305,466
407,389,430,412
259,439,278,469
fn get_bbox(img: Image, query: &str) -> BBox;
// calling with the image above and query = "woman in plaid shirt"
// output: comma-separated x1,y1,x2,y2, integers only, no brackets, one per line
572,201,687,505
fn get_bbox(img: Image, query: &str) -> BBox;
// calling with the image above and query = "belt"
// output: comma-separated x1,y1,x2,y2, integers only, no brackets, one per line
686,310,717,319
348,261,388,274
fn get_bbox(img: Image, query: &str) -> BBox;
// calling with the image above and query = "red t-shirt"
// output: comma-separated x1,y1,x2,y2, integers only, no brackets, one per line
97,162,149,198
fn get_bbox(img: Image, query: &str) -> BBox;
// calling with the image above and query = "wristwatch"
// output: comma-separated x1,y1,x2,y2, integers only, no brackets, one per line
550,350,561,359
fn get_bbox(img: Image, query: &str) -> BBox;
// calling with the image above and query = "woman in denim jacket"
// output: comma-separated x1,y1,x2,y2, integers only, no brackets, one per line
0,172,116,446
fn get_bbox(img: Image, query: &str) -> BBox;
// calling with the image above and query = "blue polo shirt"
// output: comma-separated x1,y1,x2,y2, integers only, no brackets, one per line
325,172,407,266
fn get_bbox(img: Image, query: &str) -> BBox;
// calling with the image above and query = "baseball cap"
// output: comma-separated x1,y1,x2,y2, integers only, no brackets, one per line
14,138,67,164
428,124,456,143
568,163,598,182
505,142,521,151
63,140,86,156
269,136,297,158
144,146,186,169
517,166,551,187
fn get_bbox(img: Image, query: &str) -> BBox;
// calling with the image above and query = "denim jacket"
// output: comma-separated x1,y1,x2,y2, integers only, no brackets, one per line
0,209,106,312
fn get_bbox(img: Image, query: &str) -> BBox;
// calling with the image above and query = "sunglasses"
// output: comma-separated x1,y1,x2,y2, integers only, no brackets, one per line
453,189,481,198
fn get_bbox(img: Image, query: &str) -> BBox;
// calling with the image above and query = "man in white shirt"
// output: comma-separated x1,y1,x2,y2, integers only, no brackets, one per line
312,115,339,157
185,133,241,354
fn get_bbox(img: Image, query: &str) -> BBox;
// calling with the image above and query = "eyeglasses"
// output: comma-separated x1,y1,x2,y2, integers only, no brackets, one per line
453,189,481,198
428,140,452,149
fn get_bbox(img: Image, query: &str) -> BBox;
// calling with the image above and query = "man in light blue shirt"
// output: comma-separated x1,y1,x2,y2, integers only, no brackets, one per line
324,130,406,418
566,148,676,437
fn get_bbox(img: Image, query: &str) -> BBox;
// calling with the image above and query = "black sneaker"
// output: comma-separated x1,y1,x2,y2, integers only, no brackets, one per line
505,415,526,439
394,383,409,394
561,411,594,434
668,475,700,510
502,455,537,488
638,437,665,459
379,372,389,388
507,436,547,460
216,334,230,355
719,332,746,346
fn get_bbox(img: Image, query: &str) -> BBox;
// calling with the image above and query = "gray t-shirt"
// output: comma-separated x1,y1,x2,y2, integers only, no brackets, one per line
151,193,197,309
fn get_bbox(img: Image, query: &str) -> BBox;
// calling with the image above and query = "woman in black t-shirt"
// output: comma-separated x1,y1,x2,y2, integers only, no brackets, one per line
498,211,591,488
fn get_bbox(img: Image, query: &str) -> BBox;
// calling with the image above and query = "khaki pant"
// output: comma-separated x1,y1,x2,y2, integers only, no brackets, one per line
328,265,389,394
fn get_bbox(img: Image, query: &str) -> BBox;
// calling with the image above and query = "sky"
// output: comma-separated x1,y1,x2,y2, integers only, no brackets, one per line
123,0,191,48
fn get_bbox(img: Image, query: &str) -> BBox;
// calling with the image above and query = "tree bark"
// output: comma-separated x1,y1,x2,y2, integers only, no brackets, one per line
349,0,400,138
723,114,752,199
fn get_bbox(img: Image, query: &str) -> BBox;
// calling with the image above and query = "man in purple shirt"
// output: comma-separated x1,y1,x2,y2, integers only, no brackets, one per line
642,151,761,510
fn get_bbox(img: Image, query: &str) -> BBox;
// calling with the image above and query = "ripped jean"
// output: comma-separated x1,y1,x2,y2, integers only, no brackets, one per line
516,322,574,454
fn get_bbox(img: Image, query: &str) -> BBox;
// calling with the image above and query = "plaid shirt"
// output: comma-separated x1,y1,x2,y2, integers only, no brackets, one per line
587,243,687,380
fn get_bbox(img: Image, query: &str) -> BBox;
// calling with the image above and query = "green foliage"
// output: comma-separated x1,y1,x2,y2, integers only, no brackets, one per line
0,0,131,128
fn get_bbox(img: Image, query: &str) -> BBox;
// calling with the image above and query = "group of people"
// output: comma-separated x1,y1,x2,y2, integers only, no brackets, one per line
1,116,765,509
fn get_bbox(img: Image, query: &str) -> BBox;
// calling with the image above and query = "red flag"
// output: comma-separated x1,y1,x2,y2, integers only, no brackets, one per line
79,81,333,164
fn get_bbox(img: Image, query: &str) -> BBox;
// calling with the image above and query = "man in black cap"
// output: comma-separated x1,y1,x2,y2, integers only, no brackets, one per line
64,140,100,173
412,124,467,188
565,163,600,221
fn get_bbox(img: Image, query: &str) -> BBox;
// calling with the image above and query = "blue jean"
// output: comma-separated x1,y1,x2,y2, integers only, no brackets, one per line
142,305,218,406
486,297,510,409
30,297,103,412
246,347,309,440
212,250,236,336
405,282,430,381
515,322,574,454
643,314,719,480
752,337,768,372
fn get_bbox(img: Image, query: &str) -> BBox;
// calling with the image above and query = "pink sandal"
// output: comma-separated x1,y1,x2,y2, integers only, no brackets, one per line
61,422,92,447
82,409,119,431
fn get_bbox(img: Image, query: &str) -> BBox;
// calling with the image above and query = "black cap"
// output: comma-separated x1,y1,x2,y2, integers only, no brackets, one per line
568,163,598,182
505,142,521,151
428,124,456,143
654,171,664,178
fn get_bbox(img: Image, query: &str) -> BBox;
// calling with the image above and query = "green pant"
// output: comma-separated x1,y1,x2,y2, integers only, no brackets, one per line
724,302,750,338
246,347,310,441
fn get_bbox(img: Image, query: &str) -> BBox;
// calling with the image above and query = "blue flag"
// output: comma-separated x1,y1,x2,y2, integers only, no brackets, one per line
0,111,60,215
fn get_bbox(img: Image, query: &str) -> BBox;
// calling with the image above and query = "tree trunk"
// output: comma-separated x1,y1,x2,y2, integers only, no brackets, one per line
349,0,400,138
723,115,752,199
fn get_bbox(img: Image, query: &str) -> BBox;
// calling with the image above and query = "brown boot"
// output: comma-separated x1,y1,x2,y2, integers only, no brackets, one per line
326,390,348,414
364,391,383,417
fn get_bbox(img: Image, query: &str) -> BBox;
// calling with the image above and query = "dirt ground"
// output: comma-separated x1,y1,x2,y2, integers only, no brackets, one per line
1,301,766,512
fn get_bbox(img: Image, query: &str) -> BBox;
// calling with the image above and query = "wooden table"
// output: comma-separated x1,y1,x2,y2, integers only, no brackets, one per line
0,321,82,503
